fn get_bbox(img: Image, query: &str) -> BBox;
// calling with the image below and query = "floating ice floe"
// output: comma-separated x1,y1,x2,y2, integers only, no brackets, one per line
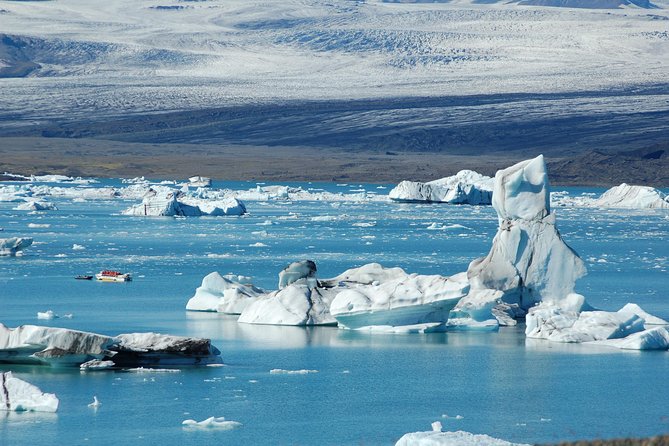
0,237,33,256
187,176,212,188
330,267,469,330
14,200,58,211
186,272,265,314
592,183,669,209
550,184,669,209
122,189,246,217
389,170,493,205
0,324,222,367
182,416,242,430
269,369,318,375
0,371,59,413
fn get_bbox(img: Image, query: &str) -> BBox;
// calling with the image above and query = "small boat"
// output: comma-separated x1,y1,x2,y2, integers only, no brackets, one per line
75,275,93,280
95,270,132,282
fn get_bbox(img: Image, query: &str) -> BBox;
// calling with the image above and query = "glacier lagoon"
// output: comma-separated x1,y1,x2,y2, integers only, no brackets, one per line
1,179,668,445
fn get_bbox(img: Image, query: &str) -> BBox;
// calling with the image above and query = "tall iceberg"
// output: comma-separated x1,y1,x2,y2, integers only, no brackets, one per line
447,156,587,329
442,156,668,350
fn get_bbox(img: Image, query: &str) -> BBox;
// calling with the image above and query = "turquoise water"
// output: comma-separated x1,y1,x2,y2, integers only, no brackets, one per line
1,182,668,445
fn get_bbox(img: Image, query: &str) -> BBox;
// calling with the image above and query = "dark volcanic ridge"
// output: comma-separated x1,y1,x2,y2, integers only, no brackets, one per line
1,137,667,187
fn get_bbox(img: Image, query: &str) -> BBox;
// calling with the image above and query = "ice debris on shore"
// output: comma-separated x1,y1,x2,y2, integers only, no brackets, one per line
389,170,493,205
0,324,222,367
0,237,33,256
0,371,59,413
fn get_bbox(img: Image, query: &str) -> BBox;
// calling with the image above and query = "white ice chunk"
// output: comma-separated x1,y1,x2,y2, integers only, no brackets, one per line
14,200,58,211
239,280,337,326
459,156,586,316
331,271,468,330
0,237,33,256
278,260,318,289
526,305,645,343
80,360,115,371
37,310,58,320
182,416,242,430
389,170,493,205
617,303,668,326
186,272,264,314
595,326,669,350
396,429,531,446
269,369,318,375
0,371,59,413
593,183,669,209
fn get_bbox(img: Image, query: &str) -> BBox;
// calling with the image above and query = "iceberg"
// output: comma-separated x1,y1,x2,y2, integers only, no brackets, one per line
330,266,469,330
186,272,265,314
235,261,468,328
182,416,242,430
238,278,338,326
396,430,531,446
447,156,587,329
278,260,318,289
0,324,222,367
14,200,58,211
593,183,669,209
122,189,246,217
396,423,531,446
389,170,493,205
0,237,33,256
525,303,669,349
109,332,222,367
0,371,59,413
187,176,212,188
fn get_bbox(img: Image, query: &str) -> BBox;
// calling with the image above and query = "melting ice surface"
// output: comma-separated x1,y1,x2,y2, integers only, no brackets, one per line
0,179,668,445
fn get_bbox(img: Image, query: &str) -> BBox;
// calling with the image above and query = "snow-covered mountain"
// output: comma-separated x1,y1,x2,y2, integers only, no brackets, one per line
0,0,668,152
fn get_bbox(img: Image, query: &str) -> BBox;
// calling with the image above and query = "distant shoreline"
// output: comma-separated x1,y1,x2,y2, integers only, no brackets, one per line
1,137,668,187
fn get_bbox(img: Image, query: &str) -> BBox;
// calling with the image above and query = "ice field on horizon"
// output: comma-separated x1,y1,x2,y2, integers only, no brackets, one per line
1,0,669,123
1,174,668,445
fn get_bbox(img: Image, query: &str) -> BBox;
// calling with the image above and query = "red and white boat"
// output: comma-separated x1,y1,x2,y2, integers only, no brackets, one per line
95,270,132,282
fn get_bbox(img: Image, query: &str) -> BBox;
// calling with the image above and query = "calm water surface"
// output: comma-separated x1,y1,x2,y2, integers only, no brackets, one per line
1,181,667,445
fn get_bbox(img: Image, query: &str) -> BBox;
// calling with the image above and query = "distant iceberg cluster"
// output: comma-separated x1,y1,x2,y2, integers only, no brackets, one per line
187,156,669,350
